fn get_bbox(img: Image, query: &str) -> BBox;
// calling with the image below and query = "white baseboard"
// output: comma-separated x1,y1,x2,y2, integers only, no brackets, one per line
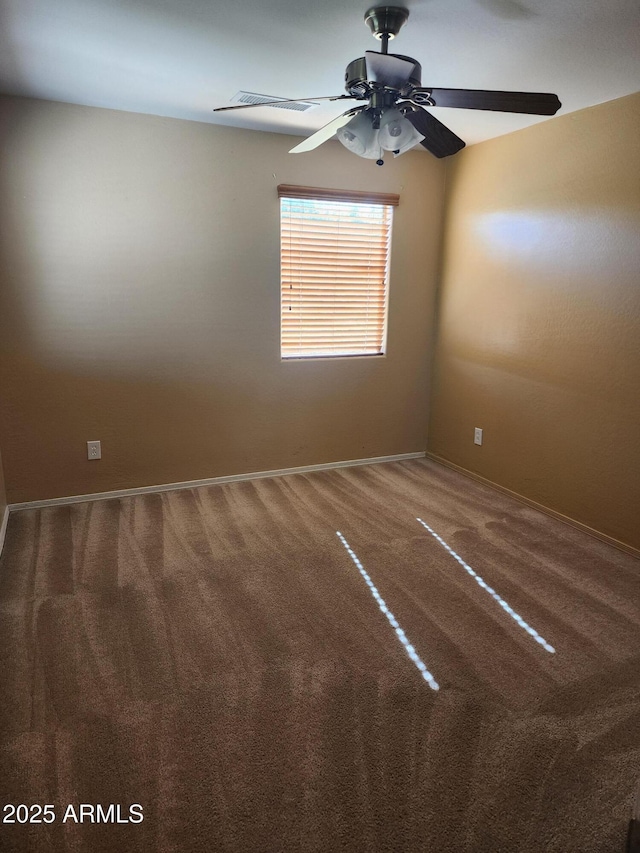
425,451,640,560
0,505,9,557
7,451,426,514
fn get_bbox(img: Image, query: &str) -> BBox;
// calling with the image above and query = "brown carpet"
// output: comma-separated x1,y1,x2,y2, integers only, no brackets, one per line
0,458,638,852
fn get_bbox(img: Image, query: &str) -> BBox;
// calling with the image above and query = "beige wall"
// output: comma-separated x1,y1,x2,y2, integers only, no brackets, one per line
0,95,446,503
429,92,640,551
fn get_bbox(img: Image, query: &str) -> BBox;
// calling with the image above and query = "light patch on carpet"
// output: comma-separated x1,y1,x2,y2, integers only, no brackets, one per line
416,518,556,654
336,531,440,690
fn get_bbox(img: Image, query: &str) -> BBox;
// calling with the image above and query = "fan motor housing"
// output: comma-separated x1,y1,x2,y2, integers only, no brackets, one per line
345,55,422,95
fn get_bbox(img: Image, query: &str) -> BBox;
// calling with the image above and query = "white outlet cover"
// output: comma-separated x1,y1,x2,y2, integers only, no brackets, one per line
87,440,101,460
474,428,483,446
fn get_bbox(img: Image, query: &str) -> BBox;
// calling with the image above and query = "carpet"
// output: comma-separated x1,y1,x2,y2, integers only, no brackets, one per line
0,458,638,852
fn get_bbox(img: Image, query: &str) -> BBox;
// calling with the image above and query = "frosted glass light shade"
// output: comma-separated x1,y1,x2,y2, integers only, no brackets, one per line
378,108,425,154
336,111,381,159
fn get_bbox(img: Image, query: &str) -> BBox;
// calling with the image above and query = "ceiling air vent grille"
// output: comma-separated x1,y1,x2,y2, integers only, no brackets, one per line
230,91,318,112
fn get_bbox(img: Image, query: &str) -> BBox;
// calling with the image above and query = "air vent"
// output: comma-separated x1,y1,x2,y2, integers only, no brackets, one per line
230,91,318,112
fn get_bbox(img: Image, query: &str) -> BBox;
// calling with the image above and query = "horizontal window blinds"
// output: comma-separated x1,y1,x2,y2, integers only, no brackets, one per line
279,187,396,359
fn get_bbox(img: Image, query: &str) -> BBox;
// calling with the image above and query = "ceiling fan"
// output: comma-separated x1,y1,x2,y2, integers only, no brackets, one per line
214,5,561,164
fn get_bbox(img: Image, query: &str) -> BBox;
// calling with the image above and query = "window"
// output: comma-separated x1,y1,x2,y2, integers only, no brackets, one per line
278,184,399,359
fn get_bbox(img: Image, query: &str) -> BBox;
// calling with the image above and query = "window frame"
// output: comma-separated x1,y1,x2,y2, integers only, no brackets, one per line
278,184,399,361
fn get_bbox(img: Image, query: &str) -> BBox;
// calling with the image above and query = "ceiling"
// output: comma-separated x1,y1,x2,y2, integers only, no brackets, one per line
0,0,639,149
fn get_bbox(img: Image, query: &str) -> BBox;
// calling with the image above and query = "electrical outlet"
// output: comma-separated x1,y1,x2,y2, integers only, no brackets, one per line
87,440,101,460
474,428,483,446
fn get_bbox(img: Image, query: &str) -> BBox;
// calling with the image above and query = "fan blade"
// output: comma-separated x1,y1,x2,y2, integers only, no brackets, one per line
405,108,466,158
365,51,417,88
214,95,357,113
417,88,561,115
289,107,366,153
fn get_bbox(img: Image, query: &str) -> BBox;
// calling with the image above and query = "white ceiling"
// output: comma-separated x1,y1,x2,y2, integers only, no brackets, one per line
0,0,639,148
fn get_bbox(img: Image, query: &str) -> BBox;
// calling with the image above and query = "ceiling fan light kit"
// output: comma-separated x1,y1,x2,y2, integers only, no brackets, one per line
335,106,424,160
214,5,561,163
